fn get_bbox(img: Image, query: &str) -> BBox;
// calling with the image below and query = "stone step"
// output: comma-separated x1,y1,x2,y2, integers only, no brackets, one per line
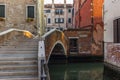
0,78,38,80
0,57,37,61
0,65,38,71
1,43,39,46
0,60,37,65
0,71,38,76
0,45,38,48
0,48,38,51
0,42,38,46
0,53,37,58
0,51,38,54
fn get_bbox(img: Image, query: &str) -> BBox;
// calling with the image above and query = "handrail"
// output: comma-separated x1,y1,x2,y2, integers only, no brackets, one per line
42,29,62,38
0,28,35,38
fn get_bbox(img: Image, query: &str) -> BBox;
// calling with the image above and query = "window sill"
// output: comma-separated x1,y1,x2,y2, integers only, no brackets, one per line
26,18,34,22
0,17,5,21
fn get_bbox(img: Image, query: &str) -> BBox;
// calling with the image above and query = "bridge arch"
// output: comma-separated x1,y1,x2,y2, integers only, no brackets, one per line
47,40,67,63
42,29,68,63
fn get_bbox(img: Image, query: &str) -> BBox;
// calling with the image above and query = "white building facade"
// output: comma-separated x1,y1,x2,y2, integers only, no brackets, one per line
104,0,120,43
104,0,120,67
44,0,73,31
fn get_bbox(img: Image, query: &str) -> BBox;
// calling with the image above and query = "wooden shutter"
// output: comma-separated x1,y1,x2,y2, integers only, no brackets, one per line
0,5,5,17
118,19,120,43
114,19,118,43
27,6,34,18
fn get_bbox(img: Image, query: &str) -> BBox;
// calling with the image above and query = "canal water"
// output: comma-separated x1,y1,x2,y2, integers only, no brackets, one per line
48,63,120,80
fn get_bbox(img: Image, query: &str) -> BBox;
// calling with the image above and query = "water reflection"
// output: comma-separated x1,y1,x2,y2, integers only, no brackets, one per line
103,65,120,80
49,63,120,80
49,63,103,80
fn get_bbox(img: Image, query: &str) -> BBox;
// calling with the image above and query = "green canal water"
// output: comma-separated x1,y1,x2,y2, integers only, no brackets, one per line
48,63,119,80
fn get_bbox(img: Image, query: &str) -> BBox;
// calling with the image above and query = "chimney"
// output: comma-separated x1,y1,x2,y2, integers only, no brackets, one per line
64,0,66,8
52,0,54,8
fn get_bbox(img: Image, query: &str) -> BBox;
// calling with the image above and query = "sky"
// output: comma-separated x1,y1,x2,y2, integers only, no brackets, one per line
44,0,73,4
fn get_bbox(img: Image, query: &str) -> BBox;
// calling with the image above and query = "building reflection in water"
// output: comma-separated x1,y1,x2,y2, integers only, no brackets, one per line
49,63,103,80
49,63,120,80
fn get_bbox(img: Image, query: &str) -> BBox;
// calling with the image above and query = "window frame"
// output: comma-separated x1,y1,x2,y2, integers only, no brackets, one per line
46,10,51,13
68,18,71,23
68,37,79,54
55,18,64,23
0,4,6,18
48,18,51,24
26,5,35,19
68,9,71,13
55,9,64,15
114,18,120,43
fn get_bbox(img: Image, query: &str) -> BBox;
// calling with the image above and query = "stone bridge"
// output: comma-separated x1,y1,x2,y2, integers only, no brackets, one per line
0,28,68,62
0,28,69,80
42,29,68,62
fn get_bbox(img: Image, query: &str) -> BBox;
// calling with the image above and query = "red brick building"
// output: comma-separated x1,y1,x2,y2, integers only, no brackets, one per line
73,0,81,28
73,0,104,55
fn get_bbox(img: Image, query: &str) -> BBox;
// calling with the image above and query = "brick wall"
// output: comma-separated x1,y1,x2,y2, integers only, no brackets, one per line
73,0,104,55
64,29,92,55
80,0,92,28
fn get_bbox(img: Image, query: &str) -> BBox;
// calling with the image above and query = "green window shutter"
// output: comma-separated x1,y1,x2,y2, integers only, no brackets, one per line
27,6,34,18
0,5,5,17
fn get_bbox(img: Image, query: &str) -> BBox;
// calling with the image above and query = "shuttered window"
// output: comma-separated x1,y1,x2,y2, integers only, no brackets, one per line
27,6,34,18
0,5,5,17
48,18,51,24
114,19,120,43
55,18,64,23
68,18,71,23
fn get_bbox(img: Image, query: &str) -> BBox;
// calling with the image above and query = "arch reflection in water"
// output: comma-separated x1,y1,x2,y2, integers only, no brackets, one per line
49,63,103,80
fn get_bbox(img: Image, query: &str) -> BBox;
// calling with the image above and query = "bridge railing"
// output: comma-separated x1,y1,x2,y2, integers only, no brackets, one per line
0,28,35,44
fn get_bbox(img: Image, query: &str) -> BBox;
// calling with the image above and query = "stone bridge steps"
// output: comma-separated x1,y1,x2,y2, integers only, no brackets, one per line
0,38,39,80
0,65,38,71
0,60,37,65
0,78,38,80
0,57,37,61
0,46,38,51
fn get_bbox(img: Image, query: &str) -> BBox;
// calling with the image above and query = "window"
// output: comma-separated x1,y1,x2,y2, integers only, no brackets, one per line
114,19,120,43
55,18,64,23
68,18,71,23
60,18,64,23
27,6,35,18
0,5,5,18
69,38,78,53
68,9,71,13
55,9,63,15
46,10,51,13
48,18,51,24
55,18,59,23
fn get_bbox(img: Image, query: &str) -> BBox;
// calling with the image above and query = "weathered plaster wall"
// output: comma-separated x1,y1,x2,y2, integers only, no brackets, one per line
104,0,120,67
0,0,37,34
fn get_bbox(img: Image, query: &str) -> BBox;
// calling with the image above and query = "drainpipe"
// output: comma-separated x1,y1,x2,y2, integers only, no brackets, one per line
37,0,44,37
